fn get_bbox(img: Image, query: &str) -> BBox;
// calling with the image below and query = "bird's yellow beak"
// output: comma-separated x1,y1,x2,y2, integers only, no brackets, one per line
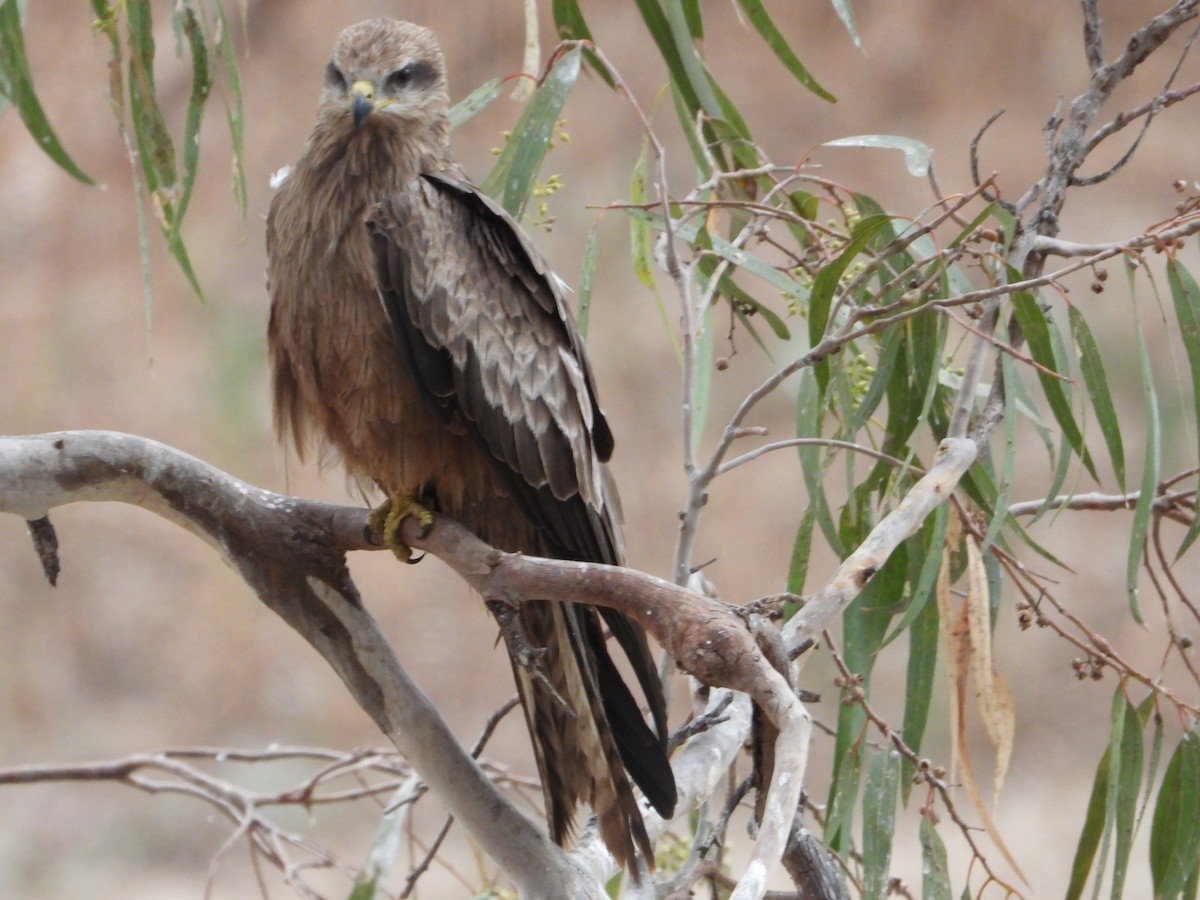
349,79,375,129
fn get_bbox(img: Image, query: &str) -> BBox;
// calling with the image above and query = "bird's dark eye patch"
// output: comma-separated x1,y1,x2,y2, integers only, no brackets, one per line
325,61,347,91
384,60,437,93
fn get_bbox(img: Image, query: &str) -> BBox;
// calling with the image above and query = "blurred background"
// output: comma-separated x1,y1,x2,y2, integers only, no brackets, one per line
1,1,1197,896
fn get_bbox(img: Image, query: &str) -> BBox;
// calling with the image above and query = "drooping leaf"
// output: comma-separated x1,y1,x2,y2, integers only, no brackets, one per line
576,225,598,338
550,0,616,86
211,2,246,218
1009,291,1097,479
824,133,933,177
1065,735,1110,900
626,138,677,352
449,76,503,127
825,700,864,853
1167,260,1200,557
734,0,836,102
919,817,952,900
846,322,901,436
862,750,901,898
482,46,581,219
1110,691,1143,899
1126,302,1160,624
172,2,211,229
1150,730,1200,900
1069,304,1126,491
886,503,948,647
900,579,939,803
0,0,95,183
786,506,816,601
809,214,893,390
796,369,844,557
979,353,1018,553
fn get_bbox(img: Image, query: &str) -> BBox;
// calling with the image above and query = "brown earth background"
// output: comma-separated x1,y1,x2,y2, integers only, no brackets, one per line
2,1,1198,897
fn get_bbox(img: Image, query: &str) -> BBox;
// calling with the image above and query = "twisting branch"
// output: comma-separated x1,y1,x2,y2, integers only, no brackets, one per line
0,430,600,900
785,438,978,651
0,430,817,900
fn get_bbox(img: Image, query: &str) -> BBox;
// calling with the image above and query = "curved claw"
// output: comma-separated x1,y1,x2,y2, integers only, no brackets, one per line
367,492,434,563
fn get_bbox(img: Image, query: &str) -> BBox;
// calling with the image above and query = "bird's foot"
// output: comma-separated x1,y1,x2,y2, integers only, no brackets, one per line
368,492,434,564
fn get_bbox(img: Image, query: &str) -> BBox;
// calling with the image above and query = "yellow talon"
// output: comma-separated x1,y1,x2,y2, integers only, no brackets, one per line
368,492,433,563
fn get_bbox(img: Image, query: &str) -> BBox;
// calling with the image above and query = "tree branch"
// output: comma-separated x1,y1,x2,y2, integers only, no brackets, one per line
0,430,598,899
0,430,816,899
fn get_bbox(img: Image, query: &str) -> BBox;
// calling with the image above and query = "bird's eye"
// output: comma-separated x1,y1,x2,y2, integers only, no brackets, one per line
325,61,347,91
384,64,415,92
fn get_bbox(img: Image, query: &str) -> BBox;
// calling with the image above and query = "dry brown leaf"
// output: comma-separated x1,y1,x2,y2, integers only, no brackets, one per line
955,703,1028,885
936,522,1025,885
965,536,1016,803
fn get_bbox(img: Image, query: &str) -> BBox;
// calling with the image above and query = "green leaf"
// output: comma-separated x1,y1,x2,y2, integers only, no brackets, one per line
885,503,948,647
734,0,836,102
1150,730,1200,900
847,323,901,436
626,139,677,353
634,0,703,117
0,0,95,183
900,583,939,803
125,0,204,298
1009,291,1097,480
1125,304,1160,624
1143,704,1166,829
449,77,503,127
576,225,598,338
636,0,754,173
978,353,1017,553
919,817,952,900
786,506,816,600
1167,260,1200,557
662,0,721,118
212,2,245,218
713,270,790,341
706,229,809,307
824,702,864,852
199,3,244,219
809,214,893,389
172,2,210,229
1069,304,1126,491
1065,735,1110,900
550,0,615,86
863,750,901,898
1110,692,1143,899
481,46,581,219
823,134,932,177
796,369,844,558
127,0,176,192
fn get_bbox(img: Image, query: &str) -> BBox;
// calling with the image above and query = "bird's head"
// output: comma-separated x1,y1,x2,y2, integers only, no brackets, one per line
320,19,449,134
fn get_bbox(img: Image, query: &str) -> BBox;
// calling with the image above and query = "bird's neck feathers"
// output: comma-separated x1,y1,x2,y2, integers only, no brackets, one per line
297,109,453,207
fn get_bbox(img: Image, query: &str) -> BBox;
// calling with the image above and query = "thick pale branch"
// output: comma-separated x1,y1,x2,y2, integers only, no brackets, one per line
786,437,978,651
0,431,595,899
0,430,806,898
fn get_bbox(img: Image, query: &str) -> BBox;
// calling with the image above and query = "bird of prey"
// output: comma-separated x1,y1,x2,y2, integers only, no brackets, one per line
265,19,676,873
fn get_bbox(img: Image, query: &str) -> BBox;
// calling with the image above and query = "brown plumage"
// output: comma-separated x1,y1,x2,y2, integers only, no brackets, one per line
266,19,676,872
